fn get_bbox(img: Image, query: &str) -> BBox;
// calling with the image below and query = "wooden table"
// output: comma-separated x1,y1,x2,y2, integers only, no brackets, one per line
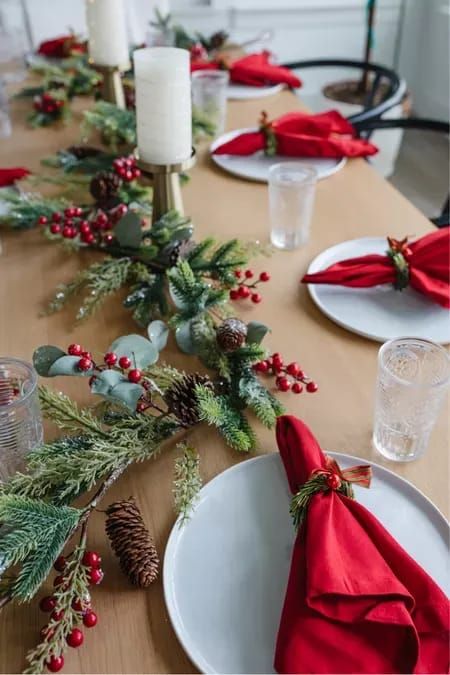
0,89,448,674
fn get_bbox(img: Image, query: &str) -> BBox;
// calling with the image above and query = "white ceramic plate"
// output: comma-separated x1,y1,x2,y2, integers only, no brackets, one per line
227,83,284,100
164,452,449,675
211,128,346,182
306,237,450,344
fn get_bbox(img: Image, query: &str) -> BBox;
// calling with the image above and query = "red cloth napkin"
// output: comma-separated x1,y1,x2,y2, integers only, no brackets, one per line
191,51,301,88
37,35,86,58
212,110,378,158
275,415,450,674
0,168,30,187
302,229,450,308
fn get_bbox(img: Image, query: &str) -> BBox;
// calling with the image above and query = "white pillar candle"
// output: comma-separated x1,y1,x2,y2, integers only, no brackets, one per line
86,0,129,67
133,47,192,165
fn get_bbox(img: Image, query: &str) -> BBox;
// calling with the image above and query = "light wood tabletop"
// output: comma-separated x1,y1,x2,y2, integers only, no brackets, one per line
0,88,448,674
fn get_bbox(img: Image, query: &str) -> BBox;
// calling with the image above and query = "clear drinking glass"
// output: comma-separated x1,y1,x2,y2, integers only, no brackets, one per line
0,358,43,481
373,338,450,462
191,70,229,139
268,162,317,250
0,80,11,137
0,0,30,83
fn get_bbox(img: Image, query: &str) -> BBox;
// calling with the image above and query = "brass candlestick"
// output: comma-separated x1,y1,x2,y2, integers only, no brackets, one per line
137,149,196,224
90,61,130,109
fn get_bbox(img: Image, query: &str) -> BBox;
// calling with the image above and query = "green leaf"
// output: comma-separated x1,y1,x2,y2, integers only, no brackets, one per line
109,334,159,369
113,212,142,249
175,320,196,354
147,320,169,351
246,321,270,345
90,369,125,395
108,381,144,412
48,355,94,377
33,345,66,376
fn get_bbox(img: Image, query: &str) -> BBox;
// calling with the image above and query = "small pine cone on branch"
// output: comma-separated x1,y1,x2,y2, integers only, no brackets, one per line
165,373,214,426
105,497,159,588
67,145,102,159
90,170,122,209
216,317,247,352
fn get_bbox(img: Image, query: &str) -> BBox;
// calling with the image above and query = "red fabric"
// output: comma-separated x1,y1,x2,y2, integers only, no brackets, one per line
213,110,378,158
275,415,450,675
302,228,450,308
37,35,86,58
191,51,301,88
0,168,30,187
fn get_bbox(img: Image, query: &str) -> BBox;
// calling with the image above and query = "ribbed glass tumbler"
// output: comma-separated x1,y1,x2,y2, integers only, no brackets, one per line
0,358,43,481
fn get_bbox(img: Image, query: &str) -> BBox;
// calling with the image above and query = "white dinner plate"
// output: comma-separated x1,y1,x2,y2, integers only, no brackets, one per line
211,128,346,182
226,82,284,100
306,237,450,344
164,451,449,674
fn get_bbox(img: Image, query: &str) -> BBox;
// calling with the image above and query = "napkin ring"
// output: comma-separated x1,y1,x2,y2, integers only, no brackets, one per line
387,236,412,291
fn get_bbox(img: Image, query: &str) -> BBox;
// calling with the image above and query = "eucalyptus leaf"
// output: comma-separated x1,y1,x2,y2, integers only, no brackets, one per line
48,355,94,377
175,320,196,354
33,345,66,377
90,369,125,396
113,212,142,249
246,321,270,345
147,320,169,351
109,334,158,368
109,381,144,412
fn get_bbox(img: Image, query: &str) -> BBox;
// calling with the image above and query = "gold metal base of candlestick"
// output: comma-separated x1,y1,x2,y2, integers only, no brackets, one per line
90,61,130,109
137,149,196,224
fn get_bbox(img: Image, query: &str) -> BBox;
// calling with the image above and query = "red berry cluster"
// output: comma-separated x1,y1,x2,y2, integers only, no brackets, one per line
229,269,270,304
39,551,102,672
112,155,141,182
190,42,208,61
33,92,65,116
253,353,318,394
41,204,127,245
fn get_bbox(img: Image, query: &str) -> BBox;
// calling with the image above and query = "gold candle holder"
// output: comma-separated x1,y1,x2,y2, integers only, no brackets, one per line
90,61,130,109
137,149,196,224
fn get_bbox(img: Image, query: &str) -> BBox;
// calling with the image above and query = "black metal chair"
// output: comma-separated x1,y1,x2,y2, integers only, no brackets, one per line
281,58,406,123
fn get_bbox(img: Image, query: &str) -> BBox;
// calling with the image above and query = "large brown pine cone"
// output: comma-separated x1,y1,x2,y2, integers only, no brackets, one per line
216,318,247,352
90,170,122,208
105,497,159,588
67,145,102,159
165,373,214,426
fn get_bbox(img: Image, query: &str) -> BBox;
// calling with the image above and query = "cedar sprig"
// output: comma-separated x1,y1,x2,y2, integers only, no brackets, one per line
0,190,68,230
173,444,202,524
290,475,354,531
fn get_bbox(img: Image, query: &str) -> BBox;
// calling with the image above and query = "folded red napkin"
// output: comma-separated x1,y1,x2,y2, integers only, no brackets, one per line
275,415,450,674
191,51,301,89
302,230,450,308
0,168,30,187
37,35,86,58
212,110,378,158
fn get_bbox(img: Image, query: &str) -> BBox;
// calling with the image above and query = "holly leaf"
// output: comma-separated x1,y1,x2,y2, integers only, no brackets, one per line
48,355,93,377
147,320,169,351
33,345,66,377
108,334,158,369
175,320,196,354
108,381,144,412
113,212,142,249
246,321,270,345
90,369,125,396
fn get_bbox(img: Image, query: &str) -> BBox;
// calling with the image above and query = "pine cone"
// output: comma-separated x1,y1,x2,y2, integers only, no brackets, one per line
159,240,196,268
90,170,122,208
105,498,159,588
67,145,102,159
216,318,247,352
209,30,228,50
165,373,214,426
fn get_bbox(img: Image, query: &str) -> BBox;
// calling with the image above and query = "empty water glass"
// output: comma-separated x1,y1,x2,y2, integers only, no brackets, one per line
0,358,43,481
373,338,450,462
191,70,229,139
268,162,317,250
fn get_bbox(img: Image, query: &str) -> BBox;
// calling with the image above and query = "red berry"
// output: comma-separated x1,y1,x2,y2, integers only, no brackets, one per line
229,289,239,300
64,207,76,218
103,233,114,245
286,362,300,377
50,223,61,235
117,166,127,178
77,357,92,372
62,225,76,239
39,596,56,613
124,170,133,181
254,360,269,373
133,168,141,179
67,628,84,648
276,377,290,392
40,625,55,641
52,212,62,223
95,212,108,227
136,401,147,413
82,551,101,568
292,382,303,394
81,351,92,359
38,215,48,225
326,473,341,490
238,285,250,299
116,203,128,217
259,271,270,282
251,293,262,304
74,207,83,217
89,567,104,585
124,157,134,167
113,158,124,171
64,218,74,228
83,611,98,628
118,356,131,369
81,231,95,245
245,269,254,279
104,352,117,366
53,575,66,588
306,381,318,393
71,598,84,612
272,355,283,368
46,655,64,673
53,556,66,572
79,220,91,234
51,609,64,622
234,269,242,279
128,368,142,383
295,369,305,380
68,343,82,356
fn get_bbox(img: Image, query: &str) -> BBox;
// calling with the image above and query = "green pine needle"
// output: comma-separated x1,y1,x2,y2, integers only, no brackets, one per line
173,444,202,525
195,385,256,452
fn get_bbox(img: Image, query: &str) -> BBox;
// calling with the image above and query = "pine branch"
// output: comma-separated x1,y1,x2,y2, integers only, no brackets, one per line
195,385,256,451
38,387,108,438
173,444,202,525
238,373,284,428
0,190,68,230
81,101,136,149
